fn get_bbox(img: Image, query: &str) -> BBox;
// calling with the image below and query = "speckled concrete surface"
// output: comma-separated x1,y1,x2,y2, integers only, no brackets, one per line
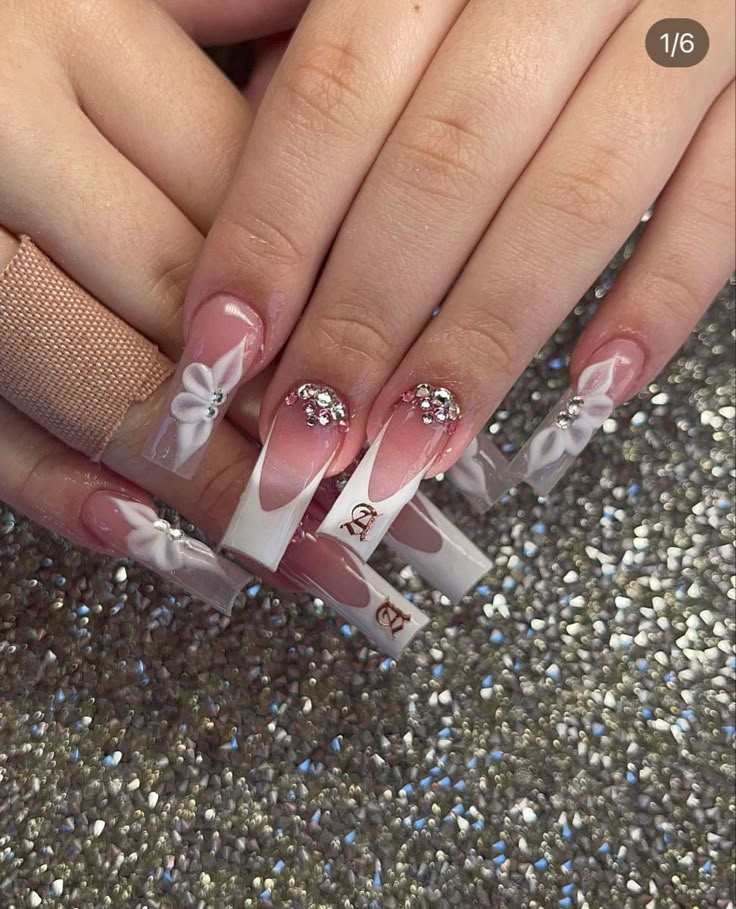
0,254,733,907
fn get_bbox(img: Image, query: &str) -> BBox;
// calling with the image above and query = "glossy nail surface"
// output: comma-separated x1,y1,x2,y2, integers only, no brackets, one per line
385,491,491,603
145,296,263,477
81,492,252,614
447,434,511,514
318,384,461,560
279,527,429,658
510,338,645,495
222,383,348,570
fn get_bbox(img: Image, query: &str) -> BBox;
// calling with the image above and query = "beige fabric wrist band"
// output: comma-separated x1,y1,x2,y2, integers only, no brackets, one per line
0,237,173,459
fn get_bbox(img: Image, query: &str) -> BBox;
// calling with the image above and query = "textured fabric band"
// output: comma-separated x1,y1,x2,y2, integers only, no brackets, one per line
0,237,173,459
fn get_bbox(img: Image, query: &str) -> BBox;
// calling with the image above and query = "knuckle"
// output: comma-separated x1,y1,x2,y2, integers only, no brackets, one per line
637,265,703,323
220,210,305,274
277,39,371,139
147,251,195,319
385,109,489,206
441,310,522,382
688,170,736,233
535,143,631,242
315,300,395,380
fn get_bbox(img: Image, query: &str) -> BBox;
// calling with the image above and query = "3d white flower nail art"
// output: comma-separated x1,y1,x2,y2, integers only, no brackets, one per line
528,357,617,471
114,499,212,573
169,340,246,469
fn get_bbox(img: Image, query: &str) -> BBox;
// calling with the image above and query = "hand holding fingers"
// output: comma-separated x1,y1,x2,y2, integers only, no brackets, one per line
308,0,734,555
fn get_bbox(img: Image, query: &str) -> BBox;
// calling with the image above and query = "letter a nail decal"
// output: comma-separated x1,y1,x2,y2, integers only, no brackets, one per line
340,503,380,541
375,601,412,637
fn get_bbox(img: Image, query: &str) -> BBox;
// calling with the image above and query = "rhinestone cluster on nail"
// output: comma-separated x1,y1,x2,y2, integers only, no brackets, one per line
285,384,349,431
401,383,461,433
555,394,585,429
204,388,227,421
152,519,184,541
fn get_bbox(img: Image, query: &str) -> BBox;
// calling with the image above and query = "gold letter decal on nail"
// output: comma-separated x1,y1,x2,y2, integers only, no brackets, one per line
375,601,412,637
340,503,379,541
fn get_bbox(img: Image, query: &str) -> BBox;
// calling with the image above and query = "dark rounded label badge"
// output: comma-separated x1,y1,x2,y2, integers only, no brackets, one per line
646,19,709,67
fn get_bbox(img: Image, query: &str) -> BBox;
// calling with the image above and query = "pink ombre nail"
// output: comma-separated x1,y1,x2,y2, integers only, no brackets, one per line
145,295,264,478
318,383,461,560
81,492,253,615
279,525,429,658
222,383,348,570
510,337,646,495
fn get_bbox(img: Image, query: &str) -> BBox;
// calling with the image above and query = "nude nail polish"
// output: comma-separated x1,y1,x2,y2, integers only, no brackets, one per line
510,338,645,495
279,523,429,658
222,383,348,570
317,383,461,559
81,492,253,615
145,296,264,478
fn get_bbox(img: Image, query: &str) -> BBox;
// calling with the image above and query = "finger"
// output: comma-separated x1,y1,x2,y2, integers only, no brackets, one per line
508,81,736,494
156,0,308,44
59,0,253,231
0,396,254,613
182,0,470,360
263,0,636,472
317,0,735,555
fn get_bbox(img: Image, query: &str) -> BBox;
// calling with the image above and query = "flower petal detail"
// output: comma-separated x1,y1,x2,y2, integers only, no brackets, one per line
181,362,215,399
126,524,165,561
577,357,617,396
528,426,565,471
582,394,614,425
564,417,595,455
211,339,247,392
171,392,208,423
115,498,159,529
175,420,214,470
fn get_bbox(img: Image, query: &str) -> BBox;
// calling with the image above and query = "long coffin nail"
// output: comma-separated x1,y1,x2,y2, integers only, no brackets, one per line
81,492,253,615
510,338,645,495
145,296,264,478
385,491,491,603
222,383,348,570
279,525,429,658
318,473,490,603
447,433,511,514
318,383,461,559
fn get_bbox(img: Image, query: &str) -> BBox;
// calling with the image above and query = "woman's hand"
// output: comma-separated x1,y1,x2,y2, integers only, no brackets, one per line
173,0,734,565
0,0,433,654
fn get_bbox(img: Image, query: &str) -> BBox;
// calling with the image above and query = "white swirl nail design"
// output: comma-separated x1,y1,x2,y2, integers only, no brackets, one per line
527,357,616,471
114,498,213,574
170,340,246,469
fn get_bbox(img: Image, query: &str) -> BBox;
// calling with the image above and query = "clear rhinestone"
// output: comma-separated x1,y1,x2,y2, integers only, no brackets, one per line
333,402,346,420
305,415,318,427
304,403,316,417
401,391,416,403
297,384,315,399
435,410,448,423
415,383,432,398
315,390,333,408
419,399,432,411
337,420,349,432
568,395,585,415
447,403,460,420
204,406,218,420
556,412,573,429
421,413,434,425
211,388,226,406
285,392,298,406
317,410,332,426
153,519,170,533
432,387,452,406
169,529,183,541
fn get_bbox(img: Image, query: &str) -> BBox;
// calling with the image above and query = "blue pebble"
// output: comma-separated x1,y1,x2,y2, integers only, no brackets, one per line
642,707,653,719
592,722,606,737
562,861,573,874
562,823,572,840
560,898,572,908
246,583,261,597
273,860,285,874
703,860,713,876
481,675,493,688
400,784,413,796
466,757,478,769
438,776,451,788
549,358,564,369
344,831,356,845
310,809,321,825
297,758,311,773
490,630,505,645
476,585,490,595
78,605,90,616
598,843,611,855
492,841,506,854
490,750,504,761
626,771,637,783
339,623,353,637
493,854,505,866
432,664,444,678
534,858,548,871
414,818,426,831
438,727,452,739
561,884,575,896
331,737,341,753
419,776,433,789
259,889,271,901
453,780,466,792
451,805,465,815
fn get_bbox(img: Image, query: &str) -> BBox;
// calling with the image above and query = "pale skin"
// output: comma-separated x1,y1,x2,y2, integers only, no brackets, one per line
183,0,735,474
0,0,733,564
